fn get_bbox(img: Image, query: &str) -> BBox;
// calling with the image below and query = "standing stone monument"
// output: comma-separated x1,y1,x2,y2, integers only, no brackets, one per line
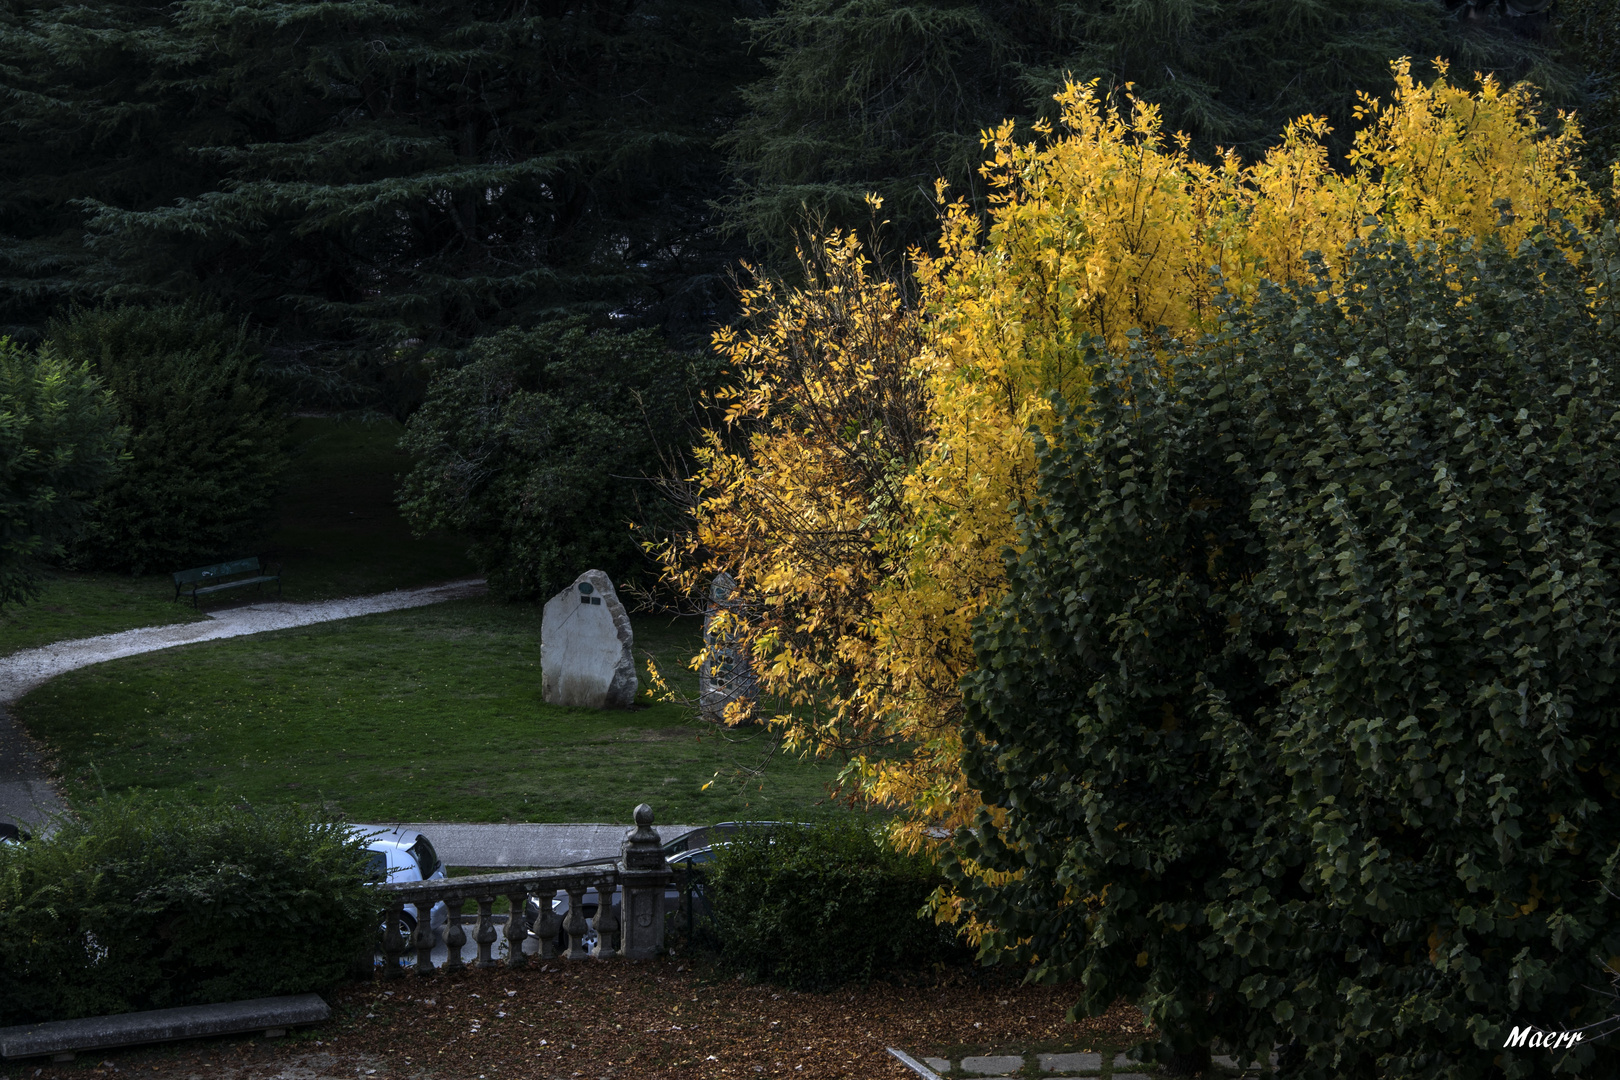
542,569,637,709
699,571,758,722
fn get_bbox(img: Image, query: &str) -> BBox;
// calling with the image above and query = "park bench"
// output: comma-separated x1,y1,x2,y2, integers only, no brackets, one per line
172,557,282,608
0,994,329,1062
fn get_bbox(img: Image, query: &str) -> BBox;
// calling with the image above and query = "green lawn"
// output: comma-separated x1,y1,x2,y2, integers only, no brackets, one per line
13,597,846,824
0,574,208,657
0,417,474,658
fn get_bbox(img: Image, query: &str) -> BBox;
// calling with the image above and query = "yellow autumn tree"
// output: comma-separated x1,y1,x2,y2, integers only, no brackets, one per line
661,60,1607,862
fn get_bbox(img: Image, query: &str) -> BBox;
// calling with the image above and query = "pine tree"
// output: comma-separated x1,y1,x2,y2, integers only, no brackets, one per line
722,0,1569,261
0,0,758,349
1561,0,1620,170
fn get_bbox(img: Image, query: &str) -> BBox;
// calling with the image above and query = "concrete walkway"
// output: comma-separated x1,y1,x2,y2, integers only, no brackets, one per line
0,578,487,828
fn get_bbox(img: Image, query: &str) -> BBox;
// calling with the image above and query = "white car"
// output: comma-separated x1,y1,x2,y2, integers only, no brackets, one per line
353,827,449,948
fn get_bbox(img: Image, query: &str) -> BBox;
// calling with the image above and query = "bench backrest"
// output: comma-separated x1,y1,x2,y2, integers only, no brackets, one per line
172,557,262,586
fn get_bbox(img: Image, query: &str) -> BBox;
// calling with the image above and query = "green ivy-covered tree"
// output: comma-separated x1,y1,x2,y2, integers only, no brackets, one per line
723,0,1568,261
952,228,1620,1078
399,319,715,600
0,339,124,604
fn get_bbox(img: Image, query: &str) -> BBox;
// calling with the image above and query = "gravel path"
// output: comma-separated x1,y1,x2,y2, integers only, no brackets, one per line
0,578,486,828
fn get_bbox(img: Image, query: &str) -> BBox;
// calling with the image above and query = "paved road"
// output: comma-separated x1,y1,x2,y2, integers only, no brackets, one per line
353,821,702,867
0,706,61,831
0,579,487,830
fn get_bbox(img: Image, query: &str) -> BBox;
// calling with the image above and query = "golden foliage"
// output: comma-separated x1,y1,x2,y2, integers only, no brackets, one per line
661,62,1605,864
657,225,931,759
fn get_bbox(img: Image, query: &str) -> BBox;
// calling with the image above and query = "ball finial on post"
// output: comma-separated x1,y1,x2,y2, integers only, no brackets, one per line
619,803,672,959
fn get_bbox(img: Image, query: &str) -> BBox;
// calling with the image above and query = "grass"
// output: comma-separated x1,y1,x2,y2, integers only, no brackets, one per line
13,596,848,825
0,574,209,657
0,416,475,658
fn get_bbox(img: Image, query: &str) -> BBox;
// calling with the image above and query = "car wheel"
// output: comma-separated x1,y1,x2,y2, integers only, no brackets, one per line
555,922,599,954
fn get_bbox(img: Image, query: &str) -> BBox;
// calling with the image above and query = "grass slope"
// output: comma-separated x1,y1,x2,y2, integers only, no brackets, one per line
14,598,844,824
1,417,474,658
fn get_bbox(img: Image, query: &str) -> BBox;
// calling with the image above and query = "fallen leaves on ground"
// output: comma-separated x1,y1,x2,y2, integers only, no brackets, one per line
9,958,1147,1080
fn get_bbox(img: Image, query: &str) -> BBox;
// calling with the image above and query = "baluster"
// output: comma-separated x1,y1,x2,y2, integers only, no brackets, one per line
475,896,498,969
591,884,620,959
532,888,560,959
413,901,436,974
382,902,407,979
443,896,467,973
504,887,529,968
564,886,589,960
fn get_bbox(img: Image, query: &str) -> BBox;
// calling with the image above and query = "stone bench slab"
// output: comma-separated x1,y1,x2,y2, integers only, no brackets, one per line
0,994,329,1060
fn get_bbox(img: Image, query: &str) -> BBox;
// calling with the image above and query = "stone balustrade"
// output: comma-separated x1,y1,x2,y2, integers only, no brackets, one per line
374,804,673,977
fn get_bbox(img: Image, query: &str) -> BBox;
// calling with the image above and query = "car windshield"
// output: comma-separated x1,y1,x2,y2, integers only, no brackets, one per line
410,836,440,879
662,828,707,856
364,850,389,880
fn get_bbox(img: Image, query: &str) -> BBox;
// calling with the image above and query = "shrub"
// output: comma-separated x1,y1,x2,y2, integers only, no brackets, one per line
48,303,291,574
0,337,124,604
664,63,1605,854
706,820,965,990
400,319,715,600
951,228,1620,1078
0,793,377,1024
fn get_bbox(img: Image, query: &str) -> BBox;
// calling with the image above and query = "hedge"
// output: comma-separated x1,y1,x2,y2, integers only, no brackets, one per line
705,820,966,990
0,794,377,1024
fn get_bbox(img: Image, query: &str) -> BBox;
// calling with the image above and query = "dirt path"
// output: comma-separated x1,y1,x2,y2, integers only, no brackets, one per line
0,960,1146,1080
0,578,486,828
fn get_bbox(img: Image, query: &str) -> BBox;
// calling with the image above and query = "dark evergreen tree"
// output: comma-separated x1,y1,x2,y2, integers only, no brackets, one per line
0,0,759,352
49,303,292,574
1560,0,1620,172
722,0,1570,262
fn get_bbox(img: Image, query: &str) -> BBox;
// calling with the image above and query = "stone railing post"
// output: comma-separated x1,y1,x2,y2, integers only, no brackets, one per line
474,896,499,969
412,909,436,974
505,886,529,968
564,886,590,959
618,803,671,959
592,886,620,959
381,902,407,978
443,900,467,973
532,887,560,959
